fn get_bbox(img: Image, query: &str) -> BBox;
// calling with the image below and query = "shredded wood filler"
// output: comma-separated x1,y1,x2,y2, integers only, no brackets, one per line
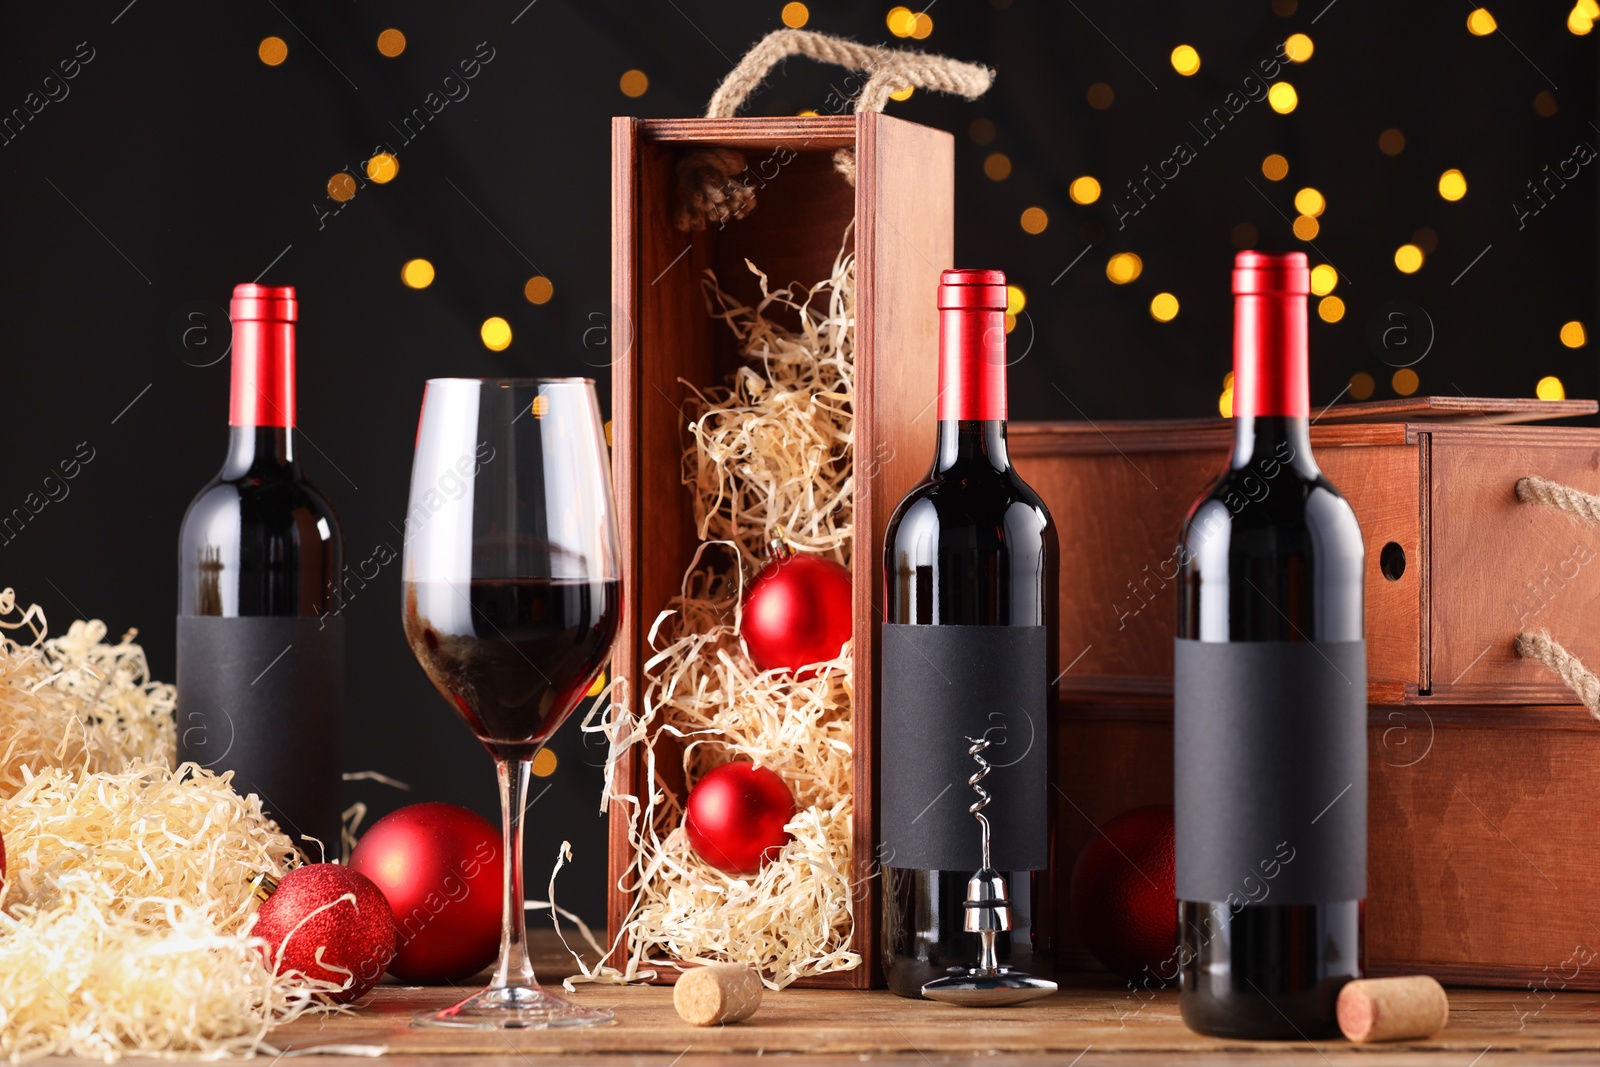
0,592,338,1061
588,234,861,989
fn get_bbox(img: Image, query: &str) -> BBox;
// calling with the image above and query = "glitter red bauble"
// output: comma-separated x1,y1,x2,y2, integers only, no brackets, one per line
740,548,853,675
349,801,503,984
254,863,397,1003
1069,805,1178,983
684,762,796,875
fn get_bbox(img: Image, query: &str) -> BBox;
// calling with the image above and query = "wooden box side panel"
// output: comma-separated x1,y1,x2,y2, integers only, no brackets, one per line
855,113,952,975
1426,426,1600,705
1056,705,1600,990
1012,431,1423,704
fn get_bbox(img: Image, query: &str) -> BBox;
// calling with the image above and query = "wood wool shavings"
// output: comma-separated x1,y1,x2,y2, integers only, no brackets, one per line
594,232,862,989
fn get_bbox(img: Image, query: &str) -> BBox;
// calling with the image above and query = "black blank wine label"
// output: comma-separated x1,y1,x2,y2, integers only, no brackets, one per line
1174,637,1367,904
880,623,1048,871
176,616,344,853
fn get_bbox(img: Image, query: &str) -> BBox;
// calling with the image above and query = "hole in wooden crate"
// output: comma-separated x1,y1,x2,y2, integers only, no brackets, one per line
1380,541,1406,581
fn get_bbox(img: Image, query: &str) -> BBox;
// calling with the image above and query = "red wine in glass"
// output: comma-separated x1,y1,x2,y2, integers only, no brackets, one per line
402,378,622,1030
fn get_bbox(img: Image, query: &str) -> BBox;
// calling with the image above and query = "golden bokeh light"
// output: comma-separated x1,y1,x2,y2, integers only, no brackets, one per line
258,36,288,66
530,395,548,418
401,258,435,289
1537,375,1568,400
1069,176,1102,204
1466,8,1498,35
910,12,933,38
1006,285,1026,315
480,316,513,351
1262,154,1290,180
781,2,809,28
531,748,559,776
1560,320,1587,347
619,69,649,97
1020,206,1049,234
376,28,406,57
1293,215,1320,241
1171,44,1201,76
983,152,1012,180
1106,252,1144,284
1284,33,1314,62
586,670,607,697
1318,295,1345,323
366,152,399,183
1378,128,1406,155
1392,368,1420,396
1004,313,1017,335
1438,168,1468,201
1223,371,1234,389
1294,187,1325,217
1268,82,1298,114
1349,372,1376,400
1150,292,1180,322
889,85,915,101
1219,387,1234,418
1310,263,1338,295
1570,6,1594,34
1394,243,1424,273
524,275,554,305
887,6,915,36
327,172,357,202
1086,82,1114,109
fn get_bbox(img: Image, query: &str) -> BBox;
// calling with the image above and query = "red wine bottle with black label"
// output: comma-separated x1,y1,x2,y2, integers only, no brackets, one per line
1174,251,1366,1038
880,269,1058,998
177,284,344,853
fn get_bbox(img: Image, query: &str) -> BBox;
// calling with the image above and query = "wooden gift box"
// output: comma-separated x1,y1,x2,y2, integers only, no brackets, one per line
607,113,953,987
1008,396,1600,988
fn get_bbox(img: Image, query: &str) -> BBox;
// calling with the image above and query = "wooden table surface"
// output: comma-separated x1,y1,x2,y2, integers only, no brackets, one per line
50,936,1600,1065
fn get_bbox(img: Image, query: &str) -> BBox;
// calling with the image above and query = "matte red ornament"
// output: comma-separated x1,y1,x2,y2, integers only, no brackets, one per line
349,802,503,984
684,762,796,875
254,863,397,1003
740,541,852,675
1069,805,1178,983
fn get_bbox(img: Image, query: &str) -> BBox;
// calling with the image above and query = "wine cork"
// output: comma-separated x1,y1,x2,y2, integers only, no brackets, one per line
673,963,765,1026
1337,976,1449,1043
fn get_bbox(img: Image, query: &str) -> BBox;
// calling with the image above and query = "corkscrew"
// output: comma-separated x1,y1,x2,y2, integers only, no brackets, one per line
920,734,1058,1008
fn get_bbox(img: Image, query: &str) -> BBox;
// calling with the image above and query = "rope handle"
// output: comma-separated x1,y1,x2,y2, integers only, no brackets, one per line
673,30,993,230
1513,475,1600,716
705,29,993,118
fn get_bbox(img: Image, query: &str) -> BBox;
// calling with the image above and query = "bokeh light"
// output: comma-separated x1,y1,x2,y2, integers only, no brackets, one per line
1262,154,1290,181
1349,372,1376,400
376,28,406,57
327,173,357,202
1020,206,1049,234
532,748,559,776
1318,295,1345,323
401,259,435,289
1394,244,1424,273
1560,321,1587,347
1466,8,1498,35
1086,82,1114,109
620,69,649,97
366,152,399,183
1069,176,1102,204
1537,375,1568,400
1294,187,1325,217
1106,252,1143,284
1378,128,1406,155
1310,263,1338,295
1534,90,1559,115
781,2,809,28
969,118,996,144
258,36,288,66
524,276,554,305
1284,33,1314,61
1171,45,1201,76
1392,368,1420,396
1293,215,1320,240
1006,285,1026,315
1438,169,1468,201
887,6,914,35
984,152,1012,180
1268,82,1298,113
481,317,513,351
1150,292,1180,322
1219,386,1234,417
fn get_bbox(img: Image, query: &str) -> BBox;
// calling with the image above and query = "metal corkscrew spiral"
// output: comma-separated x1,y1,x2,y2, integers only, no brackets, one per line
965,734,994,870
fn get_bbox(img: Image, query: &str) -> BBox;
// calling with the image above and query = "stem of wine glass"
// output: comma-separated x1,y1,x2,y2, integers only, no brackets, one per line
492,756,538,991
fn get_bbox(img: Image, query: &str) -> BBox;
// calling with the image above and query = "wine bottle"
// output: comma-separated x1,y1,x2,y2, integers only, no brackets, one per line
880,268,1058,998
1174,251,1367,1038
177,284,344,853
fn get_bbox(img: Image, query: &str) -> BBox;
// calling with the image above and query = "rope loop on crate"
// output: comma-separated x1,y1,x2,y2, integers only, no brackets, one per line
674,29,993,230
1512,476,1600,716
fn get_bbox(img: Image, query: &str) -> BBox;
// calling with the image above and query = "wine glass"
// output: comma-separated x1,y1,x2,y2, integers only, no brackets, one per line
402,378,622,1029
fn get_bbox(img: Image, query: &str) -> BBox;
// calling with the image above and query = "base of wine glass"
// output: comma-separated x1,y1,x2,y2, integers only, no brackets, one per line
413,983,614,1030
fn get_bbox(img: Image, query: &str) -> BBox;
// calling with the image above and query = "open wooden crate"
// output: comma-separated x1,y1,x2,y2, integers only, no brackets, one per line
607,113,954,987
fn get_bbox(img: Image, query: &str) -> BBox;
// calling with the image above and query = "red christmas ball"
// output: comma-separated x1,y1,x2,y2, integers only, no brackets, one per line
1069,805,1177,983
349,802,502,984
255,863,397,1003
684,762,796,875
740,545,852,675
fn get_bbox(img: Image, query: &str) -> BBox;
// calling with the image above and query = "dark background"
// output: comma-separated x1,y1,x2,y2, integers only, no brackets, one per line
1,0,1593,929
